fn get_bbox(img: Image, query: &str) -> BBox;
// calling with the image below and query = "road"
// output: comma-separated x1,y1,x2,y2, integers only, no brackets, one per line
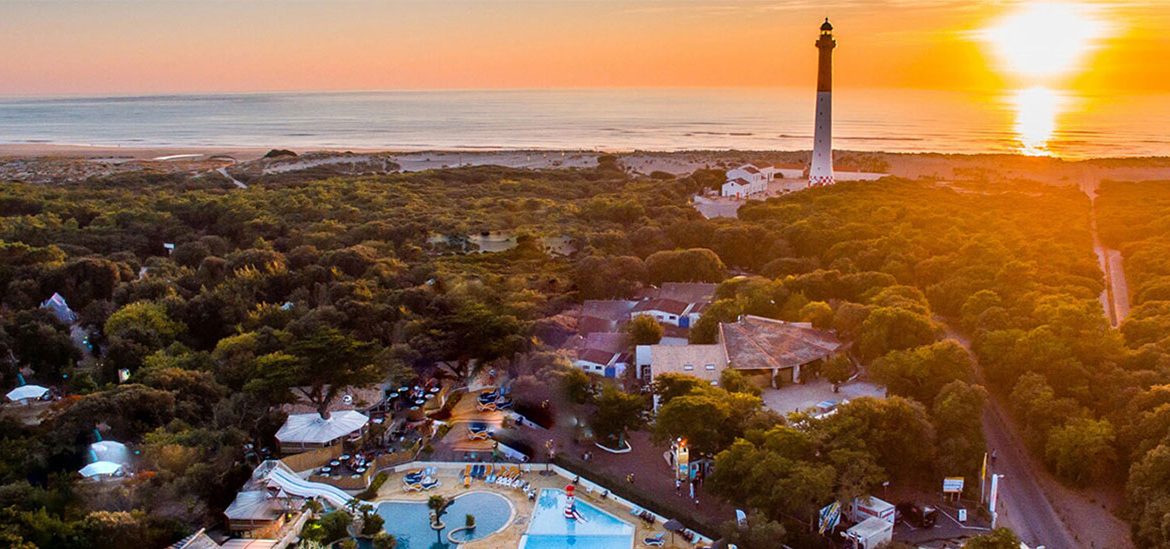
1084,181,1130,327
943,324,1131,549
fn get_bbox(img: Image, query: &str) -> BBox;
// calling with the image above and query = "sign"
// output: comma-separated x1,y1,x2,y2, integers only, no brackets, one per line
958,508,967,522
943,477,965,494
673,438,690,481
988,474,1001,515
817,501,841,535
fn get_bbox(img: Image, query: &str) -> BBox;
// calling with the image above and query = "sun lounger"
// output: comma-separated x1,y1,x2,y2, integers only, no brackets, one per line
421,477,440,490
643,533,666,547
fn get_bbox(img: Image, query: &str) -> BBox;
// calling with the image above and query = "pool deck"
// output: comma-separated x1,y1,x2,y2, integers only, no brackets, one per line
373,466,696,548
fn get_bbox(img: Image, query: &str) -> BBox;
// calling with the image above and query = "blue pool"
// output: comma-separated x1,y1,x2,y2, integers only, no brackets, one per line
520,489,635,549
371,491,513,548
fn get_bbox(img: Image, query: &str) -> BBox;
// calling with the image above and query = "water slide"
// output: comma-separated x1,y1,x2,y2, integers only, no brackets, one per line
259,460,355,509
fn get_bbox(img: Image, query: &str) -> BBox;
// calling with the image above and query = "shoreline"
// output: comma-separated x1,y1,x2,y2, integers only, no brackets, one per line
3,142,1170,163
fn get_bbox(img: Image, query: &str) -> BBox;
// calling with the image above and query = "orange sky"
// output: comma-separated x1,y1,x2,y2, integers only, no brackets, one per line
2,1,1167,96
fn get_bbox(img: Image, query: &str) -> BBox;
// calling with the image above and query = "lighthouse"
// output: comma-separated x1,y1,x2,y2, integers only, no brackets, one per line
809,18,836,186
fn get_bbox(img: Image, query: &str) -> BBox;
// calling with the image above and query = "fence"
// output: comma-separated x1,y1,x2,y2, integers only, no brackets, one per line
280,445,341,473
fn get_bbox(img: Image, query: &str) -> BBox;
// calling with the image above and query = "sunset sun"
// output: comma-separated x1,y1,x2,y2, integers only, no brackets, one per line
981,2,1109,79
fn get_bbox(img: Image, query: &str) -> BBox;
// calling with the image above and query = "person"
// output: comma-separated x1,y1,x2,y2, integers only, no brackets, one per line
991,449,998,462
675,479,681,493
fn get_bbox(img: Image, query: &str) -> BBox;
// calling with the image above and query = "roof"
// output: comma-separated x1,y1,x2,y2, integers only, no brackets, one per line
739,165,760,174
821,18,833,31
584,332,628,355
581,300,637,322
577,316,620,336
169,529,221,549
220,540,278,549
724,178,751,187
578,349,620,366
282,385,384,415
634,298,690,316
720,315,844,371
642,344,728,383
275,410,368,445
40,293,77,323
224,491,283,522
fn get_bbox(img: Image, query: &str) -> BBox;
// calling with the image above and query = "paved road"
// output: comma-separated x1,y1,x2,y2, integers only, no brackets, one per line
943,325,1079,549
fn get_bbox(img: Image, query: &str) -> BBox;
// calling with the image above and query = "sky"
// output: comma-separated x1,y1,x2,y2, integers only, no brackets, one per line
2,0,1168,96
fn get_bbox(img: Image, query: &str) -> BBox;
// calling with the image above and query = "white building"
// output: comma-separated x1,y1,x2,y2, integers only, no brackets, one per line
721,164,774,198
631,298,697,328
274,410,369,454
635,344,729,409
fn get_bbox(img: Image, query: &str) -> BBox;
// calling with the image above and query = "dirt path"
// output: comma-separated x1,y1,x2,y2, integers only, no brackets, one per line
942,324,1133,549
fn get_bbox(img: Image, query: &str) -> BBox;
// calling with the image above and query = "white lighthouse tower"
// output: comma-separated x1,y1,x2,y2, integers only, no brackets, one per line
809,18,836,186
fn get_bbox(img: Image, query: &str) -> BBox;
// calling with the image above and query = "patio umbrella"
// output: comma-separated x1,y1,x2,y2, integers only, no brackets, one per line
79,461,122,478
6,384,48,402
663,518,685,545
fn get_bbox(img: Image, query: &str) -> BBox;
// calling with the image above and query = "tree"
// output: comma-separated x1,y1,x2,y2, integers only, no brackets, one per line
624,316,662,346
559,367,592,404
572,255,647,299
304,510,352,545
822,354,854,386
870,340,974,403
719,368,760,396
645,248,727,285
287,327,381,419
652,373,708,406
856,307,938,362
371,532,397,549
717,510,787,549
798,301,833,329
965,528,1022,549
932,381,987,479
427,495,453,543
1044,417,1116,486
592,385,645,447
1127,443,1170,547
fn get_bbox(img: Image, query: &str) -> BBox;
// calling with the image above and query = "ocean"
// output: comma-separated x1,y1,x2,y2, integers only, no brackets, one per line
0,88,1167,159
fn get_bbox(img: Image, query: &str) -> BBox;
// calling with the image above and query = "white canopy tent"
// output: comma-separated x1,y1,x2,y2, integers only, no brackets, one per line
275,410,369,453
89,440,130,465
79,461,124,478
6,384,48,404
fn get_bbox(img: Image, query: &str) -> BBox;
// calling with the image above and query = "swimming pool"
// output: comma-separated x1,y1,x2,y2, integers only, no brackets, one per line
371,491,513,548
519,488,635,549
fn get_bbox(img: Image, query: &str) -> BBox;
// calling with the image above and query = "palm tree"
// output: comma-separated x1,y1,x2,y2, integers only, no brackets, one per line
427,495,453,543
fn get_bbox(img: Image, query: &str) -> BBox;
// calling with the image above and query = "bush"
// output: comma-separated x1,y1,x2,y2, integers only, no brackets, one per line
357,472,389,500
465,513,476,528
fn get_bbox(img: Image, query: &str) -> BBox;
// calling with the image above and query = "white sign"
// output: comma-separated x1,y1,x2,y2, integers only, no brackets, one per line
989,474,1001,515
943,477,965,493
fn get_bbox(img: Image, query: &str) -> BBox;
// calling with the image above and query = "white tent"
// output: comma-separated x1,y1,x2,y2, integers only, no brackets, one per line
6,384,48,403
40,293,78,324
224,490,284,522
79,461,123,478
89,440,130,465
275,410,369,452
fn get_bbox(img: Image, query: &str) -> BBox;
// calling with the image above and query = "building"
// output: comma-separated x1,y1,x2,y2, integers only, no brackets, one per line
224,490,289,537
636,315,845,397
721,164,774,198
809,18,836,187
274,410,369,454
631,298,695,327
720,315,845,386
572,332,630,378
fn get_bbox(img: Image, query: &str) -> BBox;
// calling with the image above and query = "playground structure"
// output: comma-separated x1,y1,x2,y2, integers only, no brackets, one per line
467,422,492,440
563,484,586,521
475,389,513,412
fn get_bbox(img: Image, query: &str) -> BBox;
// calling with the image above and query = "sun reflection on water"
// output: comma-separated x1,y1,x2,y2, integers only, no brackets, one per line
1009,86,1065,156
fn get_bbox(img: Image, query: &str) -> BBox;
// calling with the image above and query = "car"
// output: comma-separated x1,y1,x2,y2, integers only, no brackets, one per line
896,502,938,528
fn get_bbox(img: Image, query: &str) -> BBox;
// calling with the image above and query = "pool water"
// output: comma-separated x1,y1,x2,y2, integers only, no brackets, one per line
519,489,635,549
371,491,513,548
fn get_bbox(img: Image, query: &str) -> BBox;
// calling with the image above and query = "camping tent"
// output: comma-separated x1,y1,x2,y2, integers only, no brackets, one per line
274,410,369,453
79,461,123,478
89,440,130,465
6,384,48,404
